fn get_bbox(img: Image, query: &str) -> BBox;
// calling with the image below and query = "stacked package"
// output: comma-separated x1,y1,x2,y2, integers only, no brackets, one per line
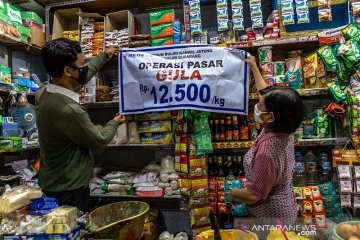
105,29,129,49
80,18,104,58
150,9,175,46
101,171,135,195
263,10,280,40
63,30,78,41
129,34,151,48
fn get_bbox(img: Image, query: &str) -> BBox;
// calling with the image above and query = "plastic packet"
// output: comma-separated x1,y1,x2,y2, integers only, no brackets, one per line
286,56,302,72
316,113,330,138
297,11,310,24
218,203,230,215
353,2,360,17
170,181,179,191
191,178,208,198
337,164,352,179
128,122,140,144
191,207,211,227
302,200,313,214
322,194,338,207
189,0,200,11
250,3,262,16
103,171,134,180
303,214,313,225
251,16,263,28
303,52,318,79
161,155,175,174
312,186,322,200
339,40,360,68
302,187,313,200
313,200,325,214
318,8,332,22
217,19,229,32
303,112,318,139
282,12,295,25
318,0,330,8
339,180,353,193
294,187,303,199
354,195,360,208
195,132,213,155
314,214,327,229
190,10,201,23
286,69,302,89
190,156,207,178
296,0,309,11
340,194,352,207
354,164,360,179
317,45,338,69
342,23,360,43
232,0,242,6
233,18,244,30
217,7,228,19
217,0,227,7
232,6,243,18
179,179,191,196
260,61,274,77
327,82,346,103
191,23,202,35
194,116,210,133
281,0,294,12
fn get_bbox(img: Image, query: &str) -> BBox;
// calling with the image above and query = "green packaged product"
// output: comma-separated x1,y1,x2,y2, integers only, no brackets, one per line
285,69,302,89
150,23,174,39
4,4,21,26
327,82,346,103
303,112,318,139
316,45,339,69
194,116,210,133
342,23,360,43
16,24,30,37
316,113,330,138
151,37,174,46
149,9,175,26
340,40,360,68
21,11,43,25
195,132,213,155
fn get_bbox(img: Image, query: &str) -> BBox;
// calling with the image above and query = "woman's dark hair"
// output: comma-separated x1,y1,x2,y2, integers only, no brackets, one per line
41,38,82,78
263,87,305,134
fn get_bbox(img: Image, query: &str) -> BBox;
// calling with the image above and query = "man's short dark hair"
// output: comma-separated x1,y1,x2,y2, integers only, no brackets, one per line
41,38,82,78
263,87,306,134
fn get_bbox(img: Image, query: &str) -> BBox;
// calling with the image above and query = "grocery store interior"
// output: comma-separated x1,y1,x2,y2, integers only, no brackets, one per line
1,0,360,239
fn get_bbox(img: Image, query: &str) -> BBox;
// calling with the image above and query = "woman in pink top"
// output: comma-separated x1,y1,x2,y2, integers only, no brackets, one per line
229,56,305,227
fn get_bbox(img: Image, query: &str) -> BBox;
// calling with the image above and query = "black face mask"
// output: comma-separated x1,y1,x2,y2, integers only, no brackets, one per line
70,65,89,85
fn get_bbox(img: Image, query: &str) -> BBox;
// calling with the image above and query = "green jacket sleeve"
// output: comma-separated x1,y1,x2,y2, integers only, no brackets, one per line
62,106,119,149
86,52,108,82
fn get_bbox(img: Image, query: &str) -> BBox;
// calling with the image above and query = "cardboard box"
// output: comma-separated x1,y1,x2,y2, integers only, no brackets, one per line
29,26,44,47
105,10,135,35
77,12,105,53
52,8,81,40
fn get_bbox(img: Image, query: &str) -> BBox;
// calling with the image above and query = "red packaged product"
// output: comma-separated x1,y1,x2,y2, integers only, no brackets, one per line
218,203,230,215
208,178,217,192
311,186,322,200
217,181,225,192
313,200,325,214
314,214,327,229
218,192,225,203
303,214,313,225
210,202,217,214
302,200,313,215
209,192,217,203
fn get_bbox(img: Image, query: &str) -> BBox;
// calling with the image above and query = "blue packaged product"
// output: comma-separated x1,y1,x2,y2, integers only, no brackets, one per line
251,16,263,28
281,0,294,12
231,0,242,6
190,10,201,23
322,194,338,208
31,197,58,203
231,179,242,189
217,7,228,19
282,12,295,25
296,0,309,11
318,182,335,196
297,11,310,24
233,18,244,30
250,3,262,16
217,0,227,7
30,202,59,210
191,23,202,35
189,0,200,11
217,18,229,31
28,209,55,216
174,20,181,44
232,6,243,18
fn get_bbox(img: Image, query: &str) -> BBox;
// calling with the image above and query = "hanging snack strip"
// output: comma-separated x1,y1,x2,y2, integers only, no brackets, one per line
189,0,203,36
250,0,263,29
281,0,295,25
231,0,244,30
318,0,332,22
295,0,310,24
217,0,229,32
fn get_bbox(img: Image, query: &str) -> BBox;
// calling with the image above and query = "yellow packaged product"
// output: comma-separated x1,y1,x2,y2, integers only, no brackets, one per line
138,121,172,133
46,205,77,234
140,132,174,144
135,111,172,121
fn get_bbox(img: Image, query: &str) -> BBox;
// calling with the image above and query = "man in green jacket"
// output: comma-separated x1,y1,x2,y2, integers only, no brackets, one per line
36,38,124,212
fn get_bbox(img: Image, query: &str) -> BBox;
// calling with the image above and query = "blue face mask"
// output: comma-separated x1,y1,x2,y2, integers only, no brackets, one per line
70,65,89,85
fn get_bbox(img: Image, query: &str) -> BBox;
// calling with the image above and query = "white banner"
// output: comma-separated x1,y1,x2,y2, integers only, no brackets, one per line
119,44,249,115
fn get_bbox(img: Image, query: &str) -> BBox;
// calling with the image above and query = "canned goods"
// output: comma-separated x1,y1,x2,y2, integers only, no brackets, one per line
274,61,285,76
275,75,286,83
260,61,274,77
288,50,302,58
258,46,273,62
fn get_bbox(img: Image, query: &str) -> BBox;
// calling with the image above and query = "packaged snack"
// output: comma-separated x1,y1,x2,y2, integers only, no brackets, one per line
251,16,263,28
297,10,310,24
179,179,191,196
339,40,360,68
276,75,286,83
282,12,295,25
340,194,352,207
354,164,360,179
296,0,309,11
323,194,337,207
337,164,352,179
260,61,274,77
216,0,227,7
217,19,229,32
217,180,225,192
356,180,360,193
293,187,303,199
289,50,302,58
138,121,172,133
317,45,338,69
286,69,302,89
353,2,360,17
316,113,330,138
208,177,217,192
319,182,335,196
189,0,200,11
190,197,209,206
190,156,207,178
318,8,332,22
303,112,318,138
232,0,242,6
231,179,242,189
191,207,211,227
303,53,317,79
188,134,197,156
233,18,244,30
274,61,285,76
250,3,262,16
302,200,313,214
313,200,325,214
218,203,230,214
209,192,217,202
314,214,327,229
190,10,201,23
232,6,243,18
302,187,313,200
196,132,213,155
218,192,225,203
285,57,302,72
217,7,228,19
258,46,273,62
140,132,173,144
191,23,202,35
191,178,208,198
354,195,360,208
342,23,360,43
327,82,346,103
151,23,174,39
339,180,353,193
318,0,330,8
265,77,276,86
303,214,313,225
150,9,175,26
312,186,322,200
281,0,294,12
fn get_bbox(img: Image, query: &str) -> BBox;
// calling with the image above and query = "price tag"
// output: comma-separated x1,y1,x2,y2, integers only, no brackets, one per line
119,44,249,114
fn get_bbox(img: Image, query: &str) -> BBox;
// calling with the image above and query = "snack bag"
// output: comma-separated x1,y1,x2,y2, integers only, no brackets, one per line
318,182,335,196
338,40,360,69
302,187,313,200
303,112,318,139
312,186,322,200
191,207,211,227
342,23,360,43
314,214,327,229
190,156,207,178
327,82,346,103
302,200,313,214
313,200,325,214
286,69,302,89
317,45,339,69
303,53,317,80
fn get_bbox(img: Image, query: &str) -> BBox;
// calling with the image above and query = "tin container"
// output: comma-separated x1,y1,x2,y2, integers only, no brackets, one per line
260,61,274,77
274,61,285,76
258,46,272,62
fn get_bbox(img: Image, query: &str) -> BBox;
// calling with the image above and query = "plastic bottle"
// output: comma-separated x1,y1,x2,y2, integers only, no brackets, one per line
304,151,318,186
318,152,332,183
293,152,306,187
